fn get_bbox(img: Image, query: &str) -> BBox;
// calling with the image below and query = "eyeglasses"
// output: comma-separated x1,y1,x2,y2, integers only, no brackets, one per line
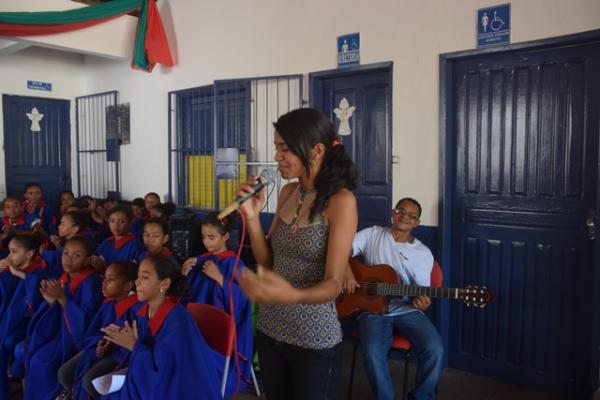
392,207,419,221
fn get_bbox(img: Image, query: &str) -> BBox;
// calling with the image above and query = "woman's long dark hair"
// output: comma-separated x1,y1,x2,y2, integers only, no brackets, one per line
273,108,357,222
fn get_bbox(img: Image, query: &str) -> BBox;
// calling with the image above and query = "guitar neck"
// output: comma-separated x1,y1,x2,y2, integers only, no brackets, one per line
367,282,461,299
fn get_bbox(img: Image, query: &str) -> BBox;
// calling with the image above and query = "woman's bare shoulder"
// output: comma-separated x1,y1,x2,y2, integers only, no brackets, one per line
328,188,356,204
325,189,357,219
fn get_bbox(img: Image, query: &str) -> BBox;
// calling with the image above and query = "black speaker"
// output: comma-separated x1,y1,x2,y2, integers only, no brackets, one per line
168,212,204,261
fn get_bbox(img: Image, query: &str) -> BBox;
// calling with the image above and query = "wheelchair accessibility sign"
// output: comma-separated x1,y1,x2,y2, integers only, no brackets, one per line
477,4,510,47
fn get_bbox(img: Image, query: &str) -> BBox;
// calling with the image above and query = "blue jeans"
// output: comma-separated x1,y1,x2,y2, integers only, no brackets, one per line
358,311,443,400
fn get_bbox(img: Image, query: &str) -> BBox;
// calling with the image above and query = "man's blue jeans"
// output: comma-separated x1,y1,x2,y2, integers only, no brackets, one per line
358,311,443,400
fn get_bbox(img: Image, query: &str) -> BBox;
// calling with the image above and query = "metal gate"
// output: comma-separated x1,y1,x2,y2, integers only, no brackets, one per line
75,91,120,199
168,75,304,212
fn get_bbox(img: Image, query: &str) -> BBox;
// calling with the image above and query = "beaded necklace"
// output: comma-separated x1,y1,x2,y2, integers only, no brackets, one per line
289,186,317,234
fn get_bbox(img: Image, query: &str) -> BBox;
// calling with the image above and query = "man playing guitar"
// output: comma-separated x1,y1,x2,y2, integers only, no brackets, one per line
344,197,443,400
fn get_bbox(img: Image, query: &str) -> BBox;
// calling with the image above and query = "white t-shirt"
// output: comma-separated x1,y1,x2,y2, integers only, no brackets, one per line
352,226,434,316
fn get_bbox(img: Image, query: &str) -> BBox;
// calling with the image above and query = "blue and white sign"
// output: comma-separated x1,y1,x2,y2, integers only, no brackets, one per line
27,80,52,91
477,4,510,48
337,33,360,67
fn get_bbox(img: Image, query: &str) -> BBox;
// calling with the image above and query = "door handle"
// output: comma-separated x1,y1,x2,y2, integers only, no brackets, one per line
586,210,595,240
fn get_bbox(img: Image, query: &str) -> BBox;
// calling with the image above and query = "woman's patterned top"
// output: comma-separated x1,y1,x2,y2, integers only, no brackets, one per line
256,219,342,349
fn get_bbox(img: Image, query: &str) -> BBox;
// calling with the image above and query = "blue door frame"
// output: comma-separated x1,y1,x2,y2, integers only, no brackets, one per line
439,29,600,396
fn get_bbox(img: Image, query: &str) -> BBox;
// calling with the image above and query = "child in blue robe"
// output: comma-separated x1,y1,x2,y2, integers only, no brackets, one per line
0,235,42,324
182,212,253,396
44,211,90,279
101,254,220,400
57,260,140,400
0,234,49,398
23,236,103,400
138,218,176,263
129,198,146,240
22,183,57,236
0,196,35,259
57,190,75,222
90,206,145,273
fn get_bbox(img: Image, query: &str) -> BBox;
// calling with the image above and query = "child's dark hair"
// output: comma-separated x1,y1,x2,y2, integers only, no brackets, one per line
144,192,161,204
24,182,43,192
11,234,43,254
2,196,21,207
108,260,138,283
202,211,234,235
102,197,118,207
144,254,184,297
107,205,133,221
66,204,84,212
152,202,176,220
273,108,357,222
132,198,145,208
60,190,75,199
65,236,96,257
79,196,96,209
63,211,90,231
144,217,169,235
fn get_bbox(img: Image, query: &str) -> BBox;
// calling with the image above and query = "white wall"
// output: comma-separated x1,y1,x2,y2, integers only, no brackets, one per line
1,0,137,60
2,0,600,224
0,47,86,198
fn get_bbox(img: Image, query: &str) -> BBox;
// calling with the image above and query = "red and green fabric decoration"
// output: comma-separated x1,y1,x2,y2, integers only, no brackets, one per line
0,0,173,72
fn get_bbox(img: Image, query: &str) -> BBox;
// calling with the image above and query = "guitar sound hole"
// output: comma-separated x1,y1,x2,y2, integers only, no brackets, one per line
365,281,378,297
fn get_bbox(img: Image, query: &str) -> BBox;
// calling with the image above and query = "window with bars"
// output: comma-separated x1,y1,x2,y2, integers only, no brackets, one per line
169,75,304,213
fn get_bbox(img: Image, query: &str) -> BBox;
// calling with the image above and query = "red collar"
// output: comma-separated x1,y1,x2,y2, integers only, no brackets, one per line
107,233,135,250
161,247,173,257
22,256,46,274
200,250,236,260
113,294,139,319
59,267,96,293
136,297,177,336
3,216,26,226
23,199,46,209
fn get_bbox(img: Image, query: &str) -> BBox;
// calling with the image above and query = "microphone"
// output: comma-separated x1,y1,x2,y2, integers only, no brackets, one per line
217,169,276,220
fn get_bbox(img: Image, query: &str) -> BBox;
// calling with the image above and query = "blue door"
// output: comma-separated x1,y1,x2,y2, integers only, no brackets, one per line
448,41,600,397
311,63,392,230
3,95,71,212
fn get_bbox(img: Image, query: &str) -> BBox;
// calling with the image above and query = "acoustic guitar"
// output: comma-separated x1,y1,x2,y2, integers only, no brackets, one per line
336,258,494,318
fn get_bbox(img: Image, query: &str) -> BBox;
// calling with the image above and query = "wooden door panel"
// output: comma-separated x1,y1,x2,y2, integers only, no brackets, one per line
450,42,599,396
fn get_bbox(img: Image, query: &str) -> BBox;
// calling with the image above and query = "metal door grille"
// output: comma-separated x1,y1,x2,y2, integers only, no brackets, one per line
169,75,304,212
75,91,120,198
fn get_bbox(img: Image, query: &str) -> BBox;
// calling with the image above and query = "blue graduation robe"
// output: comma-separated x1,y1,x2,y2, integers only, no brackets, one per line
186,251,253,396
41,246,65,279
81,228,99,244
129,218,143,240
0,257,49,398
0,271,21,323
24,268,103,400
0,216,33,259
102,299,221,400
95,234,145,266
88,219,109,243
72,294,141,400
23,199,57,235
